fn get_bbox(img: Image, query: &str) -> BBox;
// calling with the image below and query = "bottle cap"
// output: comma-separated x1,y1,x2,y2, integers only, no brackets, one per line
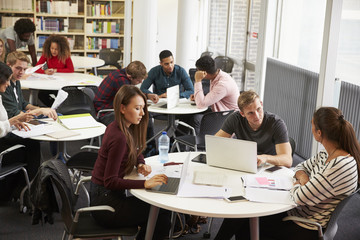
162,131,167,135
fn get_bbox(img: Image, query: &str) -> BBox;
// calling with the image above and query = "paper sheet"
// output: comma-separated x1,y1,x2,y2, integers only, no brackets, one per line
177,182,231,198
244,187,295,205
12,124,56,138
25,63,45,74
58,113,102,129
51,89,68,109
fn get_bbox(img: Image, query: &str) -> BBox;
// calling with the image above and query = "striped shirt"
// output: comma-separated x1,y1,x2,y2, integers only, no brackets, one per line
288,150,358,230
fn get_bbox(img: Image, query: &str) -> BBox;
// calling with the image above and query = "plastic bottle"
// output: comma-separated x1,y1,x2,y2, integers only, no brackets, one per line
158,131,170,163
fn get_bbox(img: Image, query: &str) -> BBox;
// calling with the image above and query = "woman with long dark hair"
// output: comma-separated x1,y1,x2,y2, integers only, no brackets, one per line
90,85,170,239
214,107,360,240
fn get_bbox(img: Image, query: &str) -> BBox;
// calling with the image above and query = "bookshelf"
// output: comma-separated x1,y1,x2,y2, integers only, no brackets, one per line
0,0,130,63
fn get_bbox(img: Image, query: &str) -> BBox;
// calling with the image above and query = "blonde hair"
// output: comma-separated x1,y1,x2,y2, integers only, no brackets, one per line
6,51,30,66
237,90,260,112
42,35,71,64
113,85,149,175
0,38,5,62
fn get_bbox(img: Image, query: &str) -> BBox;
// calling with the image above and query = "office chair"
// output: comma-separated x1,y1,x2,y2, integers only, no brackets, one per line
49,161,138,240
0,144,31,213
96,48,122,76
200,51,213,57
214,56,234,73
66,145,99,206
283,188,360,240
289,137,296,156
170,110,234,152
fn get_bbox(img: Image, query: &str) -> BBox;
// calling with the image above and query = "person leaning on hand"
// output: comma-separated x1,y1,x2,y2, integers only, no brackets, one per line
215,90,292,167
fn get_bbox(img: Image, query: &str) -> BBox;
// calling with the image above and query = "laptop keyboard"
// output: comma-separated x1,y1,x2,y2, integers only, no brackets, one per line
152,177,180,193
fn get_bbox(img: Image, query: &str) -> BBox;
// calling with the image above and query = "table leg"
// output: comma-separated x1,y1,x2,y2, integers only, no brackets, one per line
168,211,177,240
250,217,259,240
93,67,98,76
145,205,160,240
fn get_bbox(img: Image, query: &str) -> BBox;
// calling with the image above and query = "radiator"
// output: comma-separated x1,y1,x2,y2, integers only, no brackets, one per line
263,58,319,159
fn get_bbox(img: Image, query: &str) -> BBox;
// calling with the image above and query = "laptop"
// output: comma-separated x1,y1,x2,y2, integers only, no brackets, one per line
158,85,180,109
147,153,190,194
205,135,258,173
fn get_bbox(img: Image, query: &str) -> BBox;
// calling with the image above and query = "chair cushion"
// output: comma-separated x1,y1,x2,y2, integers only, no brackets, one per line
0,163,27,177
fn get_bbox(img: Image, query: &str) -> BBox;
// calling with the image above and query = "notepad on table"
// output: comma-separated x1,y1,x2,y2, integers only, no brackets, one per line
193,171,227,187
45,130,81,139
58,113,102,130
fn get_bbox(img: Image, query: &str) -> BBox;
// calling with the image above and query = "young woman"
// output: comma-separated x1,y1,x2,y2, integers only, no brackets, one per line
214,107,360,240
90,85,170,240
35,34,74,107
0,62,40,201
0,38,6,63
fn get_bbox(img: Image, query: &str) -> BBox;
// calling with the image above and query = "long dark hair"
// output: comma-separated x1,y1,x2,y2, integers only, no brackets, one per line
313,107,360,181
113,85,149,175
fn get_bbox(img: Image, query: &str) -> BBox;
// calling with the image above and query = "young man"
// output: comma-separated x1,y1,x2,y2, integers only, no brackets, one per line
1,51,57,120
0,18,37,66
140,50,194,99
190,55,239,112
215,90,292,167
93,60,148,126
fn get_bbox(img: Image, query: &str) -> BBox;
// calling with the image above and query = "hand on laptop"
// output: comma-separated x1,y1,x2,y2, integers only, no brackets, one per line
144,174,168,189
257,155,267,166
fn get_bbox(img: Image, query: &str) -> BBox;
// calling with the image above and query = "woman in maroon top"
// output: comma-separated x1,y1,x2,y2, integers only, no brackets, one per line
90,85,170,240
35,34,74,107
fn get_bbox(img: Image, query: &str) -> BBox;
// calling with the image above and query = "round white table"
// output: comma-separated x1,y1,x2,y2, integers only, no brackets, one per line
147,99,208,145
130,152,295,240
71,56,105,75
21,72,103,104
30,118,106,160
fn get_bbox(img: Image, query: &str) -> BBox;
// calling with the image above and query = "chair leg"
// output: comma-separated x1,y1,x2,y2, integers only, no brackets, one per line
203,217,213,238
19,167,31,213
170,140,178,153
168,211,177,240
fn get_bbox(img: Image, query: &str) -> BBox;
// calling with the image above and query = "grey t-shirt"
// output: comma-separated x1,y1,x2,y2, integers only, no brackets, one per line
0,26,35,52
221,111,289,155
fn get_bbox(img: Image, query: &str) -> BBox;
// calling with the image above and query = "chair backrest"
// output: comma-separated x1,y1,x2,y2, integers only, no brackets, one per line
99,48,122,69
201,51,213,57
51,176,76,234
324,188,360,240
57,85,97,118
200,110,234,136
214,56,234,73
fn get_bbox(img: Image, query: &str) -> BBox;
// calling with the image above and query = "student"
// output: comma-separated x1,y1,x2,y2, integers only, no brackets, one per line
0,62,40,201
190,55,239,112
215,90,292,167
90,85,171,240
35,35,74,106
140,50,194,100
94,60,147,126
0,51,57,119
0,18,37,66
214,107,360,240
0,38,5,62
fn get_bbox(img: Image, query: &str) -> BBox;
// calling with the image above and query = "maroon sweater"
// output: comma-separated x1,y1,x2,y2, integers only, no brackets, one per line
91,122,146,190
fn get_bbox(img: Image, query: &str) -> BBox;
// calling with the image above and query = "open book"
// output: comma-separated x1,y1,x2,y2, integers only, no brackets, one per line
58,113,102,130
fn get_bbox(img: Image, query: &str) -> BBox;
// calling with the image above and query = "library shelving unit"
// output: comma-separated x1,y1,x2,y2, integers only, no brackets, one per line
0,0,130,72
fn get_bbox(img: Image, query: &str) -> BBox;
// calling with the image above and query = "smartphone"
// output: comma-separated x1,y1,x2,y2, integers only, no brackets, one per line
42,62,48,70
265,166,282,172
191,102,196,106
28,119,48,125
224,195,246,203
191,153,206,164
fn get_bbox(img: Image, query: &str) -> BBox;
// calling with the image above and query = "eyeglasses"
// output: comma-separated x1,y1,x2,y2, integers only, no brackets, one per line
14,66,27,72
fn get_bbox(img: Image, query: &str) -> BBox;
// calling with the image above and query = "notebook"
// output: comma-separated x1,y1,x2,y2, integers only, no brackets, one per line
205,135,258,173
147,153,190,194
158,85,180,109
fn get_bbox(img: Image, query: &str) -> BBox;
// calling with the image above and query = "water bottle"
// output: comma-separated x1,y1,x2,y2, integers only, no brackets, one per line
158,131,170,163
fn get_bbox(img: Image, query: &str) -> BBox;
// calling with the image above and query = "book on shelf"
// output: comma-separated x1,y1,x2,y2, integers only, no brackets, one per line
36,0,78,15
58,113,103,130
86,37,119,50
0,0,32,11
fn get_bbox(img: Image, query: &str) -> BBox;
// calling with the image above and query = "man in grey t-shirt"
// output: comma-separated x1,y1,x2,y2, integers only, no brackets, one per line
215,90,292,167
0,19,37,66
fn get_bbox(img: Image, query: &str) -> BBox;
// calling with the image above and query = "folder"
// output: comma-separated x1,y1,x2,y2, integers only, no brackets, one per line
58,113,102,130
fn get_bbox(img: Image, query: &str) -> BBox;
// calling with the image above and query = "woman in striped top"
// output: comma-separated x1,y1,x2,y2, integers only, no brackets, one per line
214,107,360,240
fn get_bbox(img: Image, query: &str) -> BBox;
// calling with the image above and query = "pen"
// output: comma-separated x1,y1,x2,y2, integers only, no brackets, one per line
163,162,183,166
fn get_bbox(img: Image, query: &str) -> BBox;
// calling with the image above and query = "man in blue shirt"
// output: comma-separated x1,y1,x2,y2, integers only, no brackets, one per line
140,50,194,99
